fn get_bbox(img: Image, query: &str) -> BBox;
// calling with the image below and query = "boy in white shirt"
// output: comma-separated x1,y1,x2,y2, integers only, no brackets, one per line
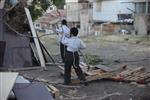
56,19,70,63
62,27,86,85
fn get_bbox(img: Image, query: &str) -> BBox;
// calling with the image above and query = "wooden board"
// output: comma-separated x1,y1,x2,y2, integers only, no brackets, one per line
30,43,39,62
47,84,60,99
95,64,114,72
0,0,6,9
25,7,45,67
0,72,18,100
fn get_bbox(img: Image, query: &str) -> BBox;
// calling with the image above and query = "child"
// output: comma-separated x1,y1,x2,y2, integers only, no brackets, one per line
56,19,70,63
62,27,86,85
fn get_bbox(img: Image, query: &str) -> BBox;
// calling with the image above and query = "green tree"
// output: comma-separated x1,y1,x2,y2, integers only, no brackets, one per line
53,0,65,9
29,0,65,20
29,0,51,20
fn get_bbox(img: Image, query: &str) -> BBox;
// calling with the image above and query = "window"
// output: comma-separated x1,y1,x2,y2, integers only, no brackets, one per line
118,14,133,23
76,24,80,28
36,24,40,27
148,2,150,13
89,3,93,9
82,3,88,9
135,2,146,14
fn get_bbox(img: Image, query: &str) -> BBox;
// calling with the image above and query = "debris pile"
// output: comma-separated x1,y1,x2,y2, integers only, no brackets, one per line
60,63,150,84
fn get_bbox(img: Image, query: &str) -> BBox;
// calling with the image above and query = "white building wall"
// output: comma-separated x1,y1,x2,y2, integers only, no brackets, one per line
93,0,134,22
65,0,78,3
80,10,89,36
66,3,80,22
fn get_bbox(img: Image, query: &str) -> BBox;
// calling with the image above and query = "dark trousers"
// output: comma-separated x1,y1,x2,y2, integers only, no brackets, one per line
60,43,67,63
64,51,85,85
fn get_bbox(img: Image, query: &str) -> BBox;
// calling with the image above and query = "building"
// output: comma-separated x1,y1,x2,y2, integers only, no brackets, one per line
93,0,134,23
66,0,93,36
124,0,150,35
92,0,135,35
34,9,66,34
66,0,135,36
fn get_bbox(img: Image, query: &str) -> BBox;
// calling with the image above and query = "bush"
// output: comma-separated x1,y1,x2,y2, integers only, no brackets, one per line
84,54,103,65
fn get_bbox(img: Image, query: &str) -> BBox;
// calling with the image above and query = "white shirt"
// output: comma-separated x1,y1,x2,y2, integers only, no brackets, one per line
56,25,70,43
62,36,86,52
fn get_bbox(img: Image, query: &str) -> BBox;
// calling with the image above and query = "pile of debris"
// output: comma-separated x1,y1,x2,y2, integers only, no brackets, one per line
59,63,150,84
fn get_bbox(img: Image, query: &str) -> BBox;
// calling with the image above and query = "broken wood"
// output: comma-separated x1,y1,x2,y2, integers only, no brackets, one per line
95,64,114,72
58,59,150,84
117,67,145,81
47,84,60,99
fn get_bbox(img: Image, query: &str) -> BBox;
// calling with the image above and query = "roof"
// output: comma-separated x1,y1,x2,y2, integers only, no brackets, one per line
35,9,66,25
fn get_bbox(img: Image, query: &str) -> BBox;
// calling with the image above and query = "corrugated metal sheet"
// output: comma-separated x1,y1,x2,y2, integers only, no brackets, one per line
0,9,32,68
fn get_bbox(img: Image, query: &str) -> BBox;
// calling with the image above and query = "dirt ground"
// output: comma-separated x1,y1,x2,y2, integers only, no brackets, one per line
20,34,150,100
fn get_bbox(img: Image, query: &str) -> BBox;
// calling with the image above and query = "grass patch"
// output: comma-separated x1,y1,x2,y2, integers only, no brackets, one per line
84,54,103,65
91,34,150,45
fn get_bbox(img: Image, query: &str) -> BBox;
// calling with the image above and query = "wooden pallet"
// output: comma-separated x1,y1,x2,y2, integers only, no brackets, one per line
59,63,150,84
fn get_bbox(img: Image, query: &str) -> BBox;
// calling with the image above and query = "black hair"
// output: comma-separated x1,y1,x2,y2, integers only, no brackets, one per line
61,19,67,25
70,27,78,36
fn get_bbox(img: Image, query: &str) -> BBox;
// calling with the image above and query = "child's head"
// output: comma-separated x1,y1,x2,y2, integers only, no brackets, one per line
61,19,67,25
70,27,78,36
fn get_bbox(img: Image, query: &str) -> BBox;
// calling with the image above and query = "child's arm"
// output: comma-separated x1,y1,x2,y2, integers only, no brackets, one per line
61,35,69,45
56,27,63,34
79,40,86,49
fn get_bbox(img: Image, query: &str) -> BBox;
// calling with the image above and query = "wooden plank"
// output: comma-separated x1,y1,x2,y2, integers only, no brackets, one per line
70,66,147,84
95,64,114,72
119,67,145,78
73,66,128,84
59,62,148,84
0,0,6,9
47,84,60,99
30,43,39,62
0,72,18,100
46,62,64,66
84,69,104,76
0,66,45,71
25,7,45,67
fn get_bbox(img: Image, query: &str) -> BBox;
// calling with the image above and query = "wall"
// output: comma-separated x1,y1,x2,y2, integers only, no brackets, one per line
93,0,134,22
80,10,90,36
66,2,80,22
0,9,32,68
134,15,150,35
66,1,93,36
66,0,78,3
